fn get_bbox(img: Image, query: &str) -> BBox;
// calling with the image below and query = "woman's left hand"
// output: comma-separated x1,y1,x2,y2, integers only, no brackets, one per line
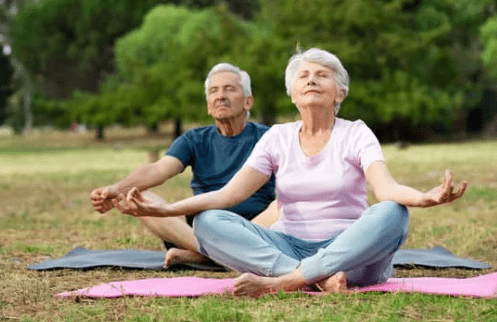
112,187,167,217
420,170,467,207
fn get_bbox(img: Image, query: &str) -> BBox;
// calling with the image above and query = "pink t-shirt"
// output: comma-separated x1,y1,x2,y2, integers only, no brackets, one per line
245,118,384,241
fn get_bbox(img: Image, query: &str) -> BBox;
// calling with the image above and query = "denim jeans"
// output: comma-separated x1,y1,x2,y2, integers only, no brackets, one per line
193,201,409,286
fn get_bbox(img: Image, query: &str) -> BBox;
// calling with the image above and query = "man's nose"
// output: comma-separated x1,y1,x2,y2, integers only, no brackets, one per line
215,89,228,99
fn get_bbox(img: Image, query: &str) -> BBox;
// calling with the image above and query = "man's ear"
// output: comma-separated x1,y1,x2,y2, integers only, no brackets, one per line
244,96,254,111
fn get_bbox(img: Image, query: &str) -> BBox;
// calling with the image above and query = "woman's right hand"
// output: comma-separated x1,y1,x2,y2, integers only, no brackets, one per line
112,187,170,217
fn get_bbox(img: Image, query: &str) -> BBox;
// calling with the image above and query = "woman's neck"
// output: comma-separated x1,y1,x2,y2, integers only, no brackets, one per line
298,108,336,157
299,107,335,136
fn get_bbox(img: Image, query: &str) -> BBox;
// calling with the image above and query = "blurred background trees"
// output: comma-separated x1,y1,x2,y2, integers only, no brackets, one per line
2,0,497,141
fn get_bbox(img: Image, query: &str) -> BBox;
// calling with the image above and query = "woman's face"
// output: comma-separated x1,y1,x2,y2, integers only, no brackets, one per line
291,60,344,110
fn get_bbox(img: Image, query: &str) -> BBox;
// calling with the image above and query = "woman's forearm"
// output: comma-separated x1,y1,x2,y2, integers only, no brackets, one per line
375,183,425,207
164,165,271,217
164,189,241,217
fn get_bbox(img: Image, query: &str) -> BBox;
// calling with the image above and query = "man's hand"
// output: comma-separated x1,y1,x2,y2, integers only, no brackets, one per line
90,186,118,213
112,187,167,217
420,170,467,207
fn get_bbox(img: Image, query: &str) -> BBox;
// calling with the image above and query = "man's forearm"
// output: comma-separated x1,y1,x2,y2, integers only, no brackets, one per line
113,156,185,195
113,164,165,193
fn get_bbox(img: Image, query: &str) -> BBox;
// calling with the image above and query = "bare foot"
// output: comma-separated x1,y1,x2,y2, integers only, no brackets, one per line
315,271,347,293
233,273,278,297
164,248,209,268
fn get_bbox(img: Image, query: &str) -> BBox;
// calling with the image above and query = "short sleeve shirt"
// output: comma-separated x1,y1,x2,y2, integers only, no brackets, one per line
166,122,276,220
244,118,384,240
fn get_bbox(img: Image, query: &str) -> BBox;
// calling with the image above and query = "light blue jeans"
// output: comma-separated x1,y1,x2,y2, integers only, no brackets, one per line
193,201,409,286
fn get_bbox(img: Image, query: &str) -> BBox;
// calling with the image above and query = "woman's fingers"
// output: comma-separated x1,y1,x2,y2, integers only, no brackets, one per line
439,171,467,203
453,181,467,199
113,193,137,215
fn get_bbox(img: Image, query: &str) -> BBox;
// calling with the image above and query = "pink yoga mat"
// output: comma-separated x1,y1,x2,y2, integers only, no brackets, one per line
56,272,497,299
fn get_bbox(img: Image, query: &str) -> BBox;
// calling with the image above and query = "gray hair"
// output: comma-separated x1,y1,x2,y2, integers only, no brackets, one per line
205,63,252,97
285,48,349,114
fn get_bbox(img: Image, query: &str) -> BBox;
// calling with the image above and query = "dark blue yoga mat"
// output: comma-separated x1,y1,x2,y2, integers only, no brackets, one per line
26,246,490,271
392,247,490,269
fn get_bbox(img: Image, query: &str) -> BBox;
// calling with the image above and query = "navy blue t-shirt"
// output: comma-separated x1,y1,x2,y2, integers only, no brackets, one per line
166,122,276,221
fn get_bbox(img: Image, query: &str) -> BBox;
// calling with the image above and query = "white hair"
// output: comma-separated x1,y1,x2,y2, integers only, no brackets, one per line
204,63,252,97
285,48,349,114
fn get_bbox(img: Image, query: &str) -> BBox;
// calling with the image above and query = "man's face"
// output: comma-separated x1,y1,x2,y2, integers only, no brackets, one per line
207,72,251,120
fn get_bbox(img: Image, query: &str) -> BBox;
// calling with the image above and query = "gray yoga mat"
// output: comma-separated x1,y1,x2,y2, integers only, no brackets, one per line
26,246,491,271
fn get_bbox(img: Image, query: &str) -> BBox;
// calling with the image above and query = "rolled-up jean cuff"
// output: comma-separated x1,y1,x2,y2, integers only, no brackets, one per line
270,256,301,277
300,256,327,284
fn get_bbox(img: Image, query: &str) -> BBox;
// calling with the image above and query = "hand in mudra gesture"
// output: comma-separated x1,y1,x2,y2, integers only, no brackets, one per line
112,187,168,217
420,170,467,207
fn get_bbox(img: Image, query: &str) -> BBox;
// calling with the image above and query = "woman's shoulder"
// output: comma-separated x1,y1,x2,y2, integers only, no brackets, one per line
266,121,300,135
336,118,374,133
336,118,368,129
335,118,377,143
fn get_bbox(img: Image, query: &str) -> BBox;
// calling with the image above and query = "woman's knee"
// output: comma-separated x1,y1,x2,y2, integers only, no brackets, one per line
192,210,239,239
373,201,410,232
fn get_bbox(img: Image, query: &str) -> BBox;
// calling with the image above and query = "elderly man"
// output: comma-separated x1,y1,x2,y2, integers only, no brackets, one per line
90,63,276,267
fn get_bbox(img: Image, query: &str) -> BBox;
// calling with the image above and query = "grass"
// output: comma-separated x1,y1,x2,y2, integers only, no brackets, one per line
1,128,497,321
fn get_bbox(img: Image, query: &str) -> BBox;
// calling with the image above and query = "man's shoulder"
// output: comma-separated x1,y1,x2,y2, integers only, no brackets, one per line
247,121,271,131
185,124,218,135
180,124,218,140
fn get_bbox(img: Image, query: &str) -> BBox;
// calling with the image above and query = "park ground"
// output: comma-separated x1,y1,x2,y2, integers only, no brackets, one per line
1,125,497,321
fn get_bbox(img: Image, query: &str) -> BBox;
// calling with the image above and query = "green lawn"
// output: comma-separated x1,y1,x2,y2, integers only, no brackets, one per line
1,130,496,321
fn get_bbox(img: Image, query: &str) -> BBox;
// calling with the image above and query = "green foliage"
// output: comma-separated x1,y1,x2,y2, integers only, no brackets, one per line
481,17,497,80
115,5,220,79
262,0,488,129
10,0,174,97
7,0,497,137
77,4,258,131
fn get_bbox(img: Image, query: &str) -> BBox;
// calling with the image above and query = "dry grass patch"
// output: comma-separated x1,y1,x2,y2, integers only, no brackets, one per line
1,133,497,321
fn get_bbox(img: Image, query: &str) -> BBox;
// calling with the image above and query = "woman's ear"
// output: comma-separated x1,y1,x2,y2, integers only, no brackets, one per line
335,89,346,106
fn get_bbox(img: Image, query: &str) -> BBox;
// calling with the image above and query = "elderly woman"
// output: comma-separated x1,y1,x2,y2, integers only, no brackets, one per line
114,48,466,296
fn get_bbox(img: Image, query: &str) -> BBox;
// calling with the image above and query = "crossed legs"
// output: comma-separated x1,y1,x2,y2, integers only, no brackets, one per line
194,201,409,296
137,191,208,267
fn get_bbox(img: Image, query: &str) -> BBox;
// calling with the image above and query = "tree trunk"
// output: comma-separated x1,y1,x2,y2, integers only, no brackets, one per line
483,113,497,138
174,118,182,138
96,125,105,140
147,122,159,133
260,104,276,126
9,56,33,134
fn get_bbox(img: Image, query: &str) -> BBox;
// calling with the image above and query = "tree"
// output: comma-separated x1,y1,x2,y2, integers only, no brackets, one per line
0,52,13,124
259,0,494,141
0,0,38,133
69,5,252,139
8,0,260,138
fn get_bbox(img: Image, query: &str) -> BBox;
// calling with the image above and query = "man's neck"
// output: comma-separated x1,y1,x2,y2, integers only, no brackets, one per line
215,115,248,137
